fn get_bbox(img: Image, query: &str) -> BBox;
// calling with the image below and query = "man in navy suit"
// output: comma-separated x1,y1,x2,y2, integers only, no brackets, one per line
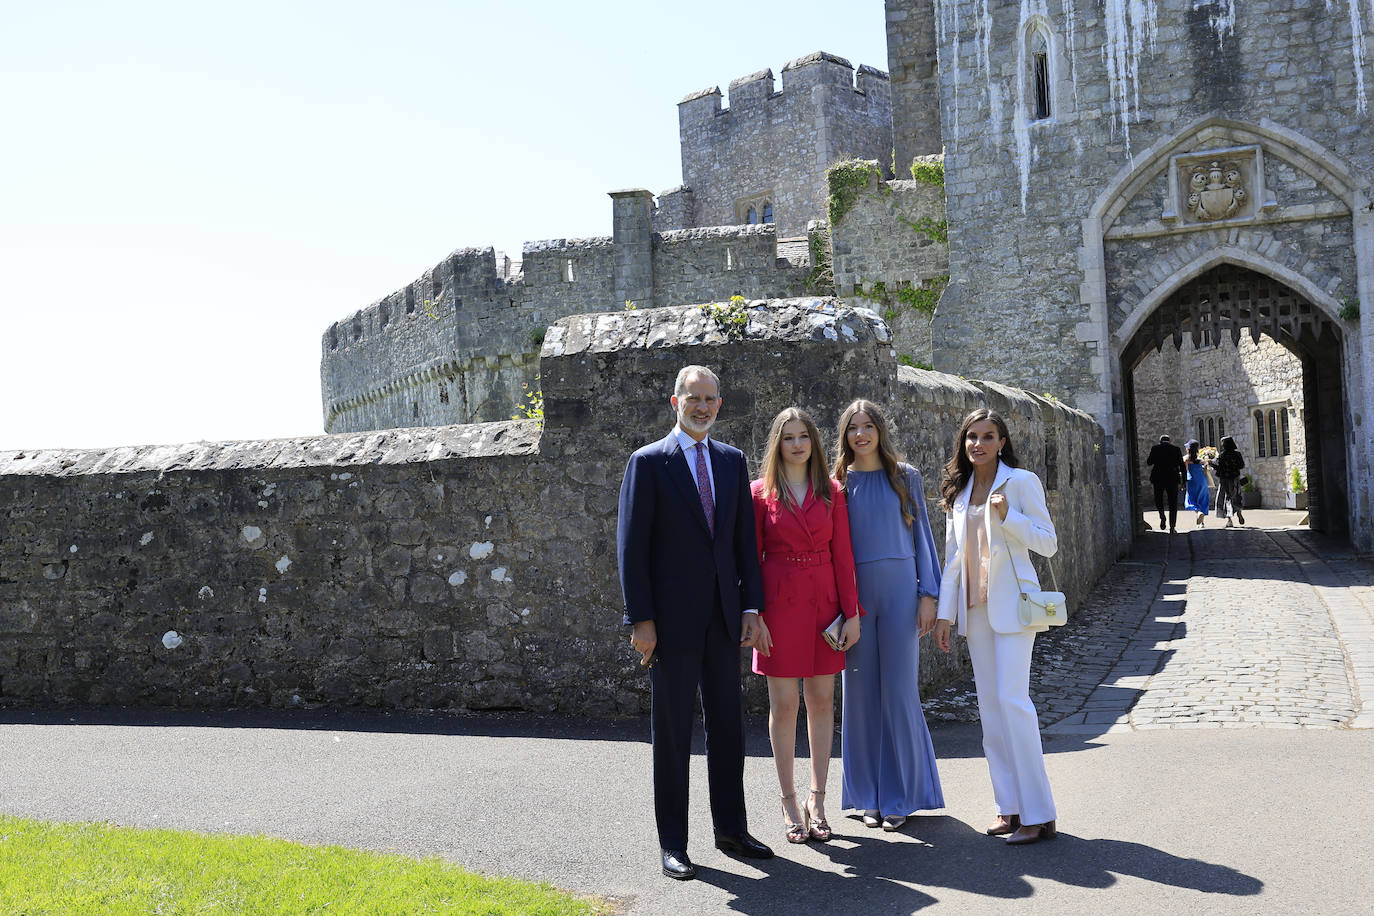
617,364,773,880
1146,434,1186,533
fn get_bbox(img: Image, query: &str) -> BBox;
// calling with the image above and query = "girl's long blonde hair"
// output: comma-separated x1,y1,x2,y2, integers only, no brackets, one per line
833,399,913,527
760,407,832,511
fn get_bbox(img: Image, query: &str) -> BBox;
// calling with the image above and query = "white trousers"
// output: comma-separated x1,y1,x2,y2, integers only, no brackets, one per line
965,602,1056,825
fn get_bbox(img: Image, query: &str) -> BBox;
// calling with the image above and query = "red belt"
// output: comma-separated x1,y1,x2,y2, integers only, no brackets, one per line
766,550,831,568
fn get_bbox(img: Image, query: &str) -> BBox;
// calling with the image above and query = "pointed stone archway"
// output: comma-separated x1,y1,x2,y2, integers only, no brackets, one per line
1121,263,1349,535
1077,114,1372,551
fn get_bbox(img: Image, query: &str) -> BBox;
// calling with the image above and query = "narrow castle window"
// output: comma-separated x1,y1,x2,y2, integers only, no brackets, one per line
1267,410,1278,458
1207,418,1215,447
762,202,773,223
725,247,736,271
1197,419,1204,443
562,258,575,282
1281,409,1291,455
746,207,758,225
1254,410,1266,457
1025,24,1053,122
1032,36,1051,120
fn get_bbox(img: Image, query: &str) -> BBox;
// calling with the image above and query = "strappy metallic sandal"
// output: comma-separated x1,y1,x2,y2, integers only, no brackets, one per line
806,788,832,842
781,793,808,844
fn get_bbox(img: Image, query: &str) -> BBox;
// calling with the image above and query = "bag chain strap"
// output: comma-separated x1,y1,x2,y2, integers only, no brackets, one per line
990,482,1061,597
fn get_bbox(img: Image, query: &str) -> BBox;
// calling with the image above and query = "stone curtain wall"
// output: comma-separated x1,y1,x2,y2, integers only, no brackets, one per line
1,300,1120,716
321,203,811,436
828,161,950,367
1133,335,1306,507
674,53,893,239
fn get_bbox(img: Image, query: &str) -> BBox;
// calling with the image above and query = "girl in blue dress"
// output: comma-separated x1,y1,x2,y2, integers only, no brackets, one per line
1183,439,1212,526
834,399,944,831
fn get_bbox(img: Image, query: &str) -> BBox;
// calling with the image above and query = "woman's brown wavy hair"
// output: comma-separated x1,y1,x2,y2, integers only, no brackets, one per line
940,408,1018,511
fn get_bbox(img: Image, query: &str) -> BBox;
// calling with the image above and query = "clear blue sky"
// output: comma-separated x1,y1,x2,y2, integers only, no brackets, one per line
0,0,889,450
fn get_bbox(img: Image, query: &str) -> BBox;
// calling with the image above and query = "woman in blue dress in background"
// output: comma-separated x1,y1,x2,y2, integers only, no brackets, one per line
834,399,944,831
1183,439,1212,527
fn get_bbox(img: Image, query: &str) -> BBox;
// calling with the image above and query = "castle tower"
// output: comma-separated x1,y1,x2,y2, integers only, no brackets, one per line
610,189,655,310
885,0,941,169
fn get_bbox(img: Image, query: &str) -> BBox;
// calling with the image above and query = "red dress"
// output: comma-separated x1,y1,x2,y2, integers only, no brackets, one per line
751,478,863,677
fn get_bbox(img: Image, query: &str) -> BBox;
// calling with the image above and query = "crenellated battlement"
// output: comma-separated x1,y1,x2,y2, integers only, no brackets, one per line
319,194,818,435
678,51,889,124
671,51,893,239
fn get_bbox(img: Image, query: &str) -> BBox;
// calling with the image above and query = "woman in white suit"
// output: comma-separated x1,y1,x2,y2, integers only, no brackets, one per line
933,408,1058,844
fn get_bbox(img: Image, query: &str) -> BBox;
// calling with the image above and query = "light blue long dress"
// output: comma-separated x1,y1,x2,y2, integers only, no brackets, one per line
841,464,944,816
1184,460,1211,515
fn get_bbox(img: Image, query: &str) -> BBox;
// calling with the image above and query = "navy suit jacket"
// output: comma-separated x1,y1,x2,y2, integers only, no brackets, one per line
1146,441,1186,486
617,432,765,649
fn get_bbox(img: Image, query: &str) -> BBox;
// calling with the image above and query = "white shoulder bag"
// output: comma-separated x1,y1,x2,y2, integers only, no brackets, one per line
991,487,1067,631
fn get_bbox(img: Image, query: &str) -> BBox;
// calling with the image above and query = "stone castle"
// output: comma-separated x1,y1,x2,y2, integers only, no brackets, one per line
323,0,1372,549
1,0,1370,718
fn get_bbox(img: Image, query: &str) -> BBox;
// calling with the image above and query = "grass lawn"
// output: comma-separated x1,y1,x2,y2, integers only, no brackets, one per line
0,814,608,915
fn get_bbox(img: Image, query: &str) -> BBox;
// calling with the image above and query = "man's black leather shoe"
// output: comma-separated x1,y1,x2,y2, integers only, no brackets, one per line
661,849,696,880
713,832,774,859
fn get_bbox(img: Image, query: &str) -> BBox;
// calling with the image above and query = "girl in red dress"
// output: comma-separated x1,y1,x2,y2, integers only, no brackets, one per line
752,407,863,843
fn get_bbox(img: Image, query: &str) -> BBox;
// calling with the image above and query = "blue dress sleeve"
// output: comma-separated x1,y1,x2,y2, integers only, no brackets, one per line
906,466,942,598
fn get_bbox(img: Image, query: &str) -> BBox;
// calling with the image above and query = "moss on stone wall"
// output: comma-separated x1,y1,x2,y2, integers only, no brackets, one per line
827,159,886,227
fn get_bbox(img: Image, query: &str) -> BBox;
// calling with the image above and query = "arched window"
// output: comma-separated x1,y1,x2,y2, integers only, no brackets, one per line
1255,411,1266,457
1268,410,1278,458
1030,28,1052,120
1281,410,1291,455
1197,419,1204,443
761,201,774,223
746,207,758,224
1219,417,1225,440
1207,418,1215,447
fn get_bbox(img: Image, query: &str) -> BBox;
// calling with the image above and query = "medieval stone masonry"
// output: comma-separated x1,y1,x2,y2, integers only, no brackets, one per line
2,302,1117,714
923,0,1372,549
3,0,1372,718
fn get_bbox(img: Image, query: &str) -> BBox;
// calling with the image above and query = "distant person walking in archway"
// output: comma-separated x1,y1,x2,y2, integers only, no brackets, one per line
1183,439,1212,527
1214,436,1247,527
1146,435,1186,533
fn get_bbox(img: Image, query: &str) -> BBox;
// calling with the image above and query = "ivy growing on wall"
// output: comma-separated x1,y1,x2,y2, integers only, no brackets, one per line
807,234,835,295
698,295,751,339
827,159,886,227
898,214,949,243
909,157,945,186
854,275,948,318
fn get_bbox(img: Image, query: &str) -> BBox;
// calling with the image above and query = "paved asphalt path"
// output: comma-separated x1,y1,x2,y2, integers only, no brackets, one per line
1,709,1370,914
2,509,1372,914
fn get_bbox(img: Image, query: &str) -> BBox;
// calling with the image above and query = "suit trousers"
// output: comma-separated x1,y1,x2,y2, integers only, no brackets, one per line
964,602,1056,826
648,599,748,850
1153,483,1179,529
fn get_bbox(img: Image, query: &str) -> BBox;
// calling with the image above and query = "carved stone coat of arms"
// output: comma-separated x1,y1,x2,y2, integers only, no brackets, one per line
1187,160,1248,221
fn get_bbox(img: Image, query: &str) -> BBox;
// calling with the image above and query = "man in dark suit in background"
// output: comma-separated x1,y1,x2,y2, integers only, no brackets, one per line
617,364,773,881
1146,434,1186,533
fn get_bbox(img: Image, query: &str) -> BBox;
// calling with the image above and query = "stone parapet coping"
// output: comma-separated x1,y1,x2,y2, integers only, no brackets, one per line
0,421,541,478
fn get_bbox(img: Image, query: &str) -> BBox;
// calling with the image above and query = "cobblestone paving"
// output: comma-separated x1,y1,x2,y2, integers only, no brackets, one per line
923,510,1374,734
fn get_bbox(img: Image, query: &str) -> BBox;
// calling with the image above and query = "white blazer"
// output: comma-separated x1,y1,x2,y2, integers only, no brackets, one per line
937,463,1058,635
